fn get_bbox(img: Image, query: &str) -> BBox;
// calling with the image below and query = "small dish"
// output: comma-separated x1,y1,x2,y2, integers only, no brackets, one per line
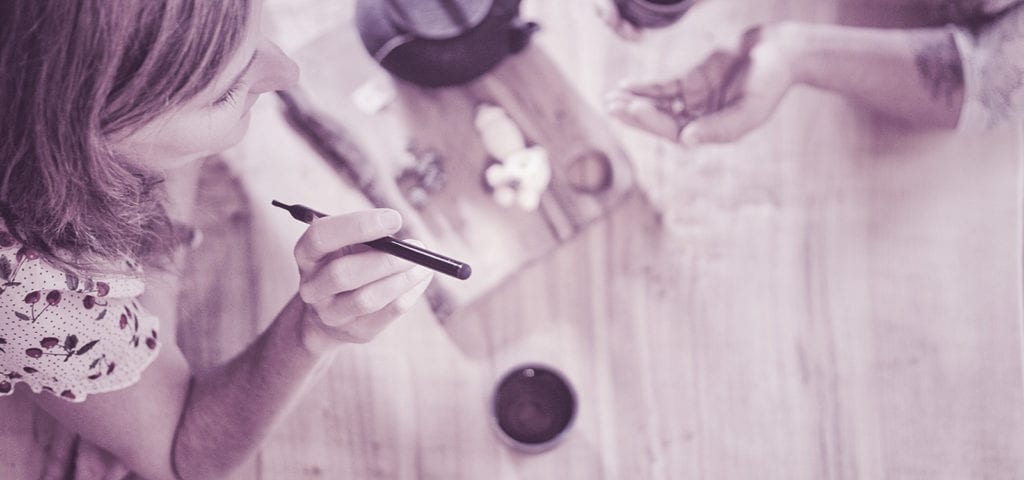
490,364,577,454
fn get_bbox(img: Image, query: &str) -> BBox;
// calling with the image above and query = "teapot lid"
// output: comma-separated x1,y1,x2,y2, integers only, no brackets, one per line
385,0,495,40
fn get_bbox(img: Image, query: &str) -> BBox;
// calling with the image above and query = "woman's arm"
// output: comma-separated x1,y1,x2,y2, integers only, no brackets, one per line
31,209,433,480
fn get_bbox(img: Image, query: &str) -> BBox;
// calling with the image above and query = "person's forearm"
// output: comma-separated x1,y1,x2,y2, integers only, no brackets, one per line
777,22,964,128
171,295,333,479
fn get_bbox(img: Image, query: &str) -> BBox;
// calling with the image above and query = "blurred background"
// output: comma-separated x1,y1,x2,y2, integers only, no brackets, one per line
174,0,1024,478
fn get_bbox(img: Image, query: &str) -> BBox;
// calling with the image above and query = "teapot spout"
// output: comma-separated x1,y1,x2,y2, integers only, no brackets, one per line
508,19,540,54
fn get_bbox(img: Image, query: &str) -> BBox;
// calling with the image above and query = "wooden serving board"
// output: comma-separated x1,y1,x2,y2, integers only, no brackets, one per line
283,22,636,319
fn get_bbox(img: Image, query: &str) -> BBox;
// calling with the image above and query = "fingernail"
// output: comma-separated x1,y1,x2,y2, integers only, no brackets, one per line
379,210,401,230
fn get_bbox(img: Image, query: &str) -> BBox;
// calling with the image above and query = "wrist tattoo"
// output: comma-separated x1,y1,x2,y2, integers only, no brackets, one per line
976,60,1024,128
914,35,965,106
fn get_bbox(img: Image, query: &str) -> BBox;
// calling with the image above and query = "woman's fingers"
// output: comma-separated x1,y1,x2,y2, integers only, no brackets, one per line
322,266,432,321
679,101,753,145
323,272,434,344
310,267,434,343
292,206,437,346
293,209,402,271
299,248,412,305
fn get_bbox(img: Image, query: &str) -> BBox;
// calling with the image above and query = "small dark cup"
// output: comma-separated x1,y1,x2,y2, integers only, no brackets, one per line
491,364,577,453
613,0,696,29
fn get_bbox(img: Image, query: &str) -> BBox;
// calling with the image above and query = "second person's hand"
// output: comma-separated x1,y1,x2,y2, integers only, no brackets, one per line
605,24,801,146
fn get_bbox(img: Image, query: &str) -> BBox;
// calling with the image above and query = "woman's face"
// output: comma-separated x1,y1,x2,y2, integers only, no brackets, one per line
112,1,300,170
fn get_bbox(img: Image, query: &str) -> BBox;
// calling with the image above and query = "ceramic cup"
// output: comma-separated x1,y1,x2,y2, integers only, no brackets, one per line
613,0,696,29
566,149,613,194
490,364,577,453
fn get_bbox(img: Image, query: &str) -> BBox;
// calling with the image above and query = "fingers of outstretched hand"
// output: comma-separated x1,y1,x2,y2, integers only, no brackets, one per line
293,209,402,271
680,58,788,145
617,75,686,99
606,92,687,141
680,96,771,145
308,266,434,344
618,49,736,104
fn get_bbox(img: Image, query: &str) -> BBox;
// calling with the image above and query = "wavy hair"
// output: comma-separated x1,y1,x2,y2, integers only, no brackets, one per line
0,0,249,273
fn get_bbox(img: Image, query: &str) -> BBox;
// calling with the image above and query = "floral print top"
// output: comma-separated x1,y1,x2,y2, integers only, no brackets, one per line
0,229,159,403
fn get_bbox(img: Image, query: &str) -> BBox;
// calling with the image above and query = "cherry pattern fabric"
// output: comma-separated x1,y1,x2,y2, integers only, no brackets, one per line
0,230,159,403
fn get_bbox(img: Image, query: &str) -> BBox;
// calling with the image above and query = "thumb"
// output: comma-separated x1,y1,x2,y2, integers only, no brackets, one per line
678,101,764,146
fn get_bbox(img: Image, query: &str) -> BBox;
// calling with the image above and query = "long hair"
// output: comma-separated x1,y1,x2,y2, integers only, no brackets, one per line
0,0,249,273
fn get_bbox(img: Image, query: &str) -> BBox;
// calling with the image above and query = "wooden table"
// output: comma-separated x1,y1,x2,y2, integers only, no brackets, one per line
200,1,1024,477
191,0,1024,478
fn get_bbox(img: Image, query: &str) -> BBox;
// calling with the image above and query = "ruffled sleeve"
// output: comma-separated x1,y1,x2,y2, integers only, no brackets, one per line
949,2,1024,131
0,236,160,403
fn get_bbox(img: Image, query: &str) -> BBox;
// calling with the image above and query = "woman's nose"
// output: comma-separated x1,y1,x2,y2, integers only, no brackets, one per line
250,39,301,94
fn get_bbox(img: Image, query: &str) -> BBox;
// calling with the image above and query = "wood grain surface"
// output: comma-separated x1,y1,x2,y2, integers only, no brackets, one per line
272,29,636,319
218,0,1024,477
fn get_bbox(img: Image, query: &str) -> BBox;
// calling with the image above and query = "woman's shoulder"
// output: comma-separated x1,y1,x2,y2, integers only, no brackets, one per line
0,227,160,402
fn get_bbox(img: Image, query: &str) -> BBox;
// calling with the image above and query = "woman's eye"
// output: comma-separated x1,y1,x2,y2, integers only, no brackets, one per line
213,84,242,107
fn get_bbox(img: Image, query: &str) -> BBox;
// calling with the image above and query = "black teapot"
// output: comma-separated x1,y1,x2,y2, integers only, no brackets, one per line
355,0,539,88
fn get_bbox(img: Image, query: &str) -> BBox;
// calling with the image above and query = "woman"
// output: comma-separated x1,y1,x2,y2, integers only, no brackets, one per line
0,1,434,479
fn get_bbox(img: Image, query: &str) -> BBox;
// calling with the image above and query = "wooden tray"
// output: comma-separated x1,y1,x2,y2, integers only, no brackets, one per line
279,22,635,320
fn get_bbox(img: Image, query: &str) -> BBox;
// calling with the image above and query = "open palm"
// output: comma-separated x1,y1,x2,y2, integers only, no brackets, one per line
606,26,798,145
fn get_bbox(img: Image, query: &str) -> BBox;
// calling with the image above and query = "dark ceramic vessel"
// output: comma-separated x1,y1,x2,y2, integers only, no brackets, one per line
355,0,538,87
613,0,696,29
491,364,577,453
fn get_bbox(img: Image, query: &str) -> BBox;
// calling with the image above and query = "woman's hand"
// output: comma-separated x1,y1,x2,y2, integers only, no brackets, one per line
27,208,432,480
605,25,800,145
593,0,644,41
293,209,433,352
